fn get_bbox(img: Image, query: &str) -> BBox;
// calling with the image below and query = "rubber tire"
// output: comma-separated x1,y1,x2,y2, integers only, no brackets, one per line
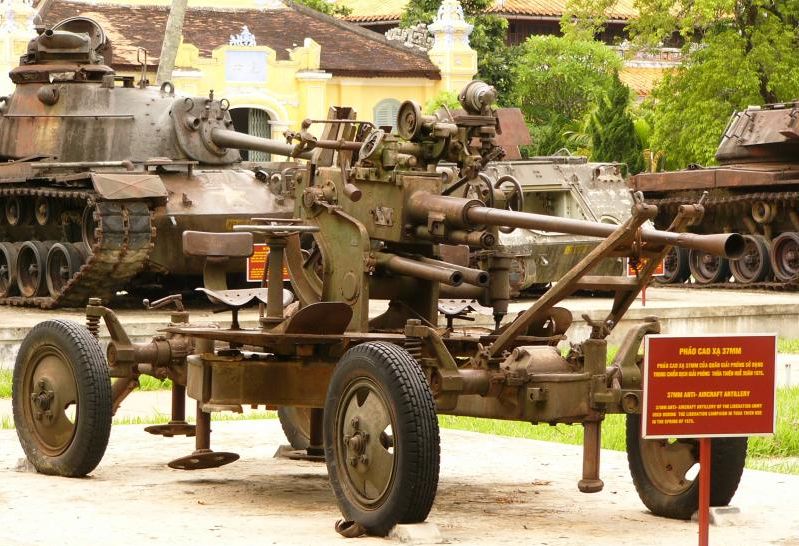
277,406,311,450
324,341,440,536
12,320,112,477
626,414,747,519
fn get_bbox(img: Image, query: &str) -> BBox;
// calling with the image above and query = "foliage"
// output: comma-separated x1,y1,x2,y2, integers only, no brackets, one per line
588,72,644,174
628,0,799,168
294,0,351,17
423,90,461,114
510,35,621,155
400,0,516,102
560,0,618,41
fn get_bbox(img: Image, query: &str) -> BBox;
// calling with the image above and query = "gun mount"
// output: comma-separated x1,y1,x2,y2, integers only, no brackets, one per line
11,80,748,538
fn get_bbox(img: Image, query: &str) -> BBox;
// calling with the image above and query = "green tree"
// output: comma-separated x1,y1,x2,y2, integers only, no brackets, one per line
510,35,621,154
589,72,644,174
293,0,351,17
629,0,799,168
400,0,516,101
560,0,617,41
423,90,461,114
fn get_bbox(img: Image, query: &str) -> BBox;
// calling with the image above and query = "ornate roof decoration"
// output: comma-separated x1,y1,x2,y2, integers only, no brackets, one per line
229,25,257,47
385,23,432,51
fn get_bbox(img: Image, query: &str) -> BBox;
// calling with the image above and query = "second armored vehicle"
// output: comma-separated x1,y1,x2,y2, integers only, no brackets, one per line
631,102,799,287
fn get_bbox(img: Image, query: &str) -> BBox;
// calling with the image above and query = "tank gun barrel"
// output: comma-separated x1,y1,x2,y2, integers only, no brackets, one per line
210,128,315,160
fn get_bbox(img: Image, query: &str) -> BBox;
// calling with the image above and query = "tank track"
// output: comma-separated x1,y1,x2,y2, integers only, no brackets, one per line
649,190,799,289
648,190,799,213
0,185,154,309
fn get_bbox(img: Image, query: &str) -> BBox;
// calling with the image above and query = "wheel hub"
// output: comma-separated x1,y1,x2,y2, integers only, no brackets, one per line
344,417,371,467
30,379,55,420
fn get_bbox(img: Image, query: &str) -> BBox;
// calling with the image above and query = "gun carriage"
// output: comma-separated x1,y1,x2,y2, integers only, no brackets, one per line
12,80,748,536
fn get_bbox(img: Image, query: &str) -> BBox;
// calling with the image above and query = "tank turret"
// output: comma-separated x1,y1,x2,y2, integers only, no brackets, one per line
0,17,302,307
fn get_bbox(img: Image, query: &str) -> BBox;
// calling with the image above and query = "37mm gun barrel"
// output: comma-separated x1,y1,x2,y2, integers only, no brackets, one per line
465,206,745,259
407,192,745,259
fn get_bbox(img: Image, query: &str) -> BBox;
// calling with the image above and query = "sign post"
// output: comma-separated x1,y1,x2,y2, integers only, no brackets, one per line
643,334,777,546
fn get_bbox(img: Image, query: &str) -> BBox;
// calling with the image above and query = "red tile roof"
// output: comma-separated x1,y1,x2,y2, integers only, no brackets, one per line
41,1,440,79
340,0,638,23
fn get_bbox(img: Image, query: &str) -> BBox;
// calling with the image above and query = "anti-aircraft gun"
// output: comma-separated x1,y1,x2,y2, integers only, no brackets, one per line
11,80,748,537
0,17,304,307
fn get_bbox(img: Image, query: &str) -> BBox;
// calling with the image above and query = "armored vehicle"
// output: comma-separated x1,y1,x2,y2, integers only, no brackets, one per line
12,80,748,538
631,102,799,287
0,17,295,307
483,156,630,293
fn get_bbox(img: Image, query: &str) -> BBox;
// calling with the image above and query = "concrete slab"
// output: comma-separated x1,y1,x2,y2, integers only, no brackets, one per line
0,420,797,545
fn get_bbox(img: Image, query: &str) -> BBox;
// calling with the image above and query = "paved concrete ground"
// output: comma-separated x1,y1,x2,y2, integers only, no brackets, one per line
1,420,797,546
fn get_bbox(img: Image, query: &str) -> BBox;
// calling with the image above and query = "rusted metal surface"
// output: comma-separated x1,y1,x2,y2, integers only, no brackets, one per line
182,231,254,258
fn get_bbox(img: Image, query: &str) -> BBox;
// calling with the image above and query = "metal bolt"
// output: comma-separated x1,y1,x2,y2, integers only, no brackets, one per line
34,411,42,421
349,456,358,467
359,455,368,465
37,379,45,389
350,417,360,430
45,410,53,422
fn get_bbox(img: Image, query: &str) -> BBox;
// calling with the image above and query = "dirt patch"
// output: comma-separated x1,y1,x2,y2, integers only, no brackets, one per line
0,420,797,545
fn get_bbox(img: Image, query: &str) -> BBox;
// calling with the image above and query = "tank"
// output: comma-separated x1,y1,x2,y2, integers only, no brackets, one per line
462,155,631,294
631,101,799,287
0,17,296,307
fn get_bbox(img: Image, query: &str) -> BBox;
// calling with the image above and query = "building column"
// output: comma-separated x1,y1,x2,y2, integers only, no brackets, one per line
0,0,35,95
426,0,478,93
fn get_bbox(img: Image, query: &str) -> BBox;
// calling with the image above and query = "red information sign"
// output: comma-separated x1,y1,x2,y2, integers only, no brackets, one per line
642,334,777,439
246,244,290,284
626,256,664,277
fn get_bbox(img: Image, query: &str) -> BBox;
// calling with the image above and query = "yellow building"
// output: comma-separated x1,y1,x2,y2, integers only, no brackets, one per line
0,0,478,142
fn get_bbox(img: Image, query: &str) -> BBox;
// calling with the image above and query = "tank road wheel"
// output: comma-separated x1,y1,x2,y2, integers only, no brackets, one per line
5,196,28,226
688,248,730,285
770,232,799,282
12,320,112,476
46,243,85,298
278,406,311,450
34,196,55,226
730,234,771,284
17,241,54,297
0,242,20,297
654,247,690,284
626,414,747,519
324,342,440,536
81,205,98,249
